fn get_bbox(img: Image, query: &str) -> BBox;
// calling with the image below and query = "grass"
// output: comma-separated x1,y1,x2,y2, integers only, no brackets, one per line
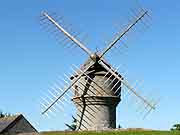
41,130,180,135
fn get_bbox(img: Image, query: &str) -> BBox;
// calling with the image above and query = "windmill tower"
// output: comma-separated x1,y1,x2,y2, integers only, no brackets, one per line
40,9,157,131
71,58,122,130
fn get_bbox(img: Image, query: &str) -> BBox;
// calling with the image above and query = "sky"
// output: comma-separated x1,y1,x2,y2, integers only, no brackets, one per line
0,0,180,132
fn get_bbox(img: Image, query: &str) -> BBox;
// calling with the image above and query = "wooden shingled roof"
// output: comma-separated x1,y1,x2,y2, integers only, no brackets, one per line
0,114,37,134
0,114,20,133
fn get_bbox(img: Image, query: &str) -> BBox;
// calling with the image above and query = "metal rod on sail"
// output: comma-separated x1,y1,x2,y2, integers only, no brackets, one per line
41,61,95,114
99,59,155,110
42,12,92,56
99,11,148,58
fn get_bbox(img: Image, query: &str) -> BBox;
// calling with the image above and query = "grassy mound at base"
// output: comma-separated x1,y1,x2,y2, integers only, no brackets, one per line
41,130,180,135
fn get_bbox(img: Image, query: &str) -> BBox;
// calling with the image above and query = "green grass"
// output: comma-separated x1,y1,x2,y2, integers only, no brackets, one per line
41,130,180,135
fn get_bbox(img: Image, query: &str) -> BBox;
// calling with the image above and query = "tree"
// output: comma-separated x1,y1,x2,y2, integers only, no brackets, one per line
0,112,5,118
65,116,77,131
171,124,180,131
118,124,122,129
0,110,11,118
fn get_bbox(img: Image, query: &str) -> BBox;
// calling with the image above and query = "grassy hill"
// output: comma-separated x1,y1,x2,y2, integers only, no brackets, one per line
41,130,180,135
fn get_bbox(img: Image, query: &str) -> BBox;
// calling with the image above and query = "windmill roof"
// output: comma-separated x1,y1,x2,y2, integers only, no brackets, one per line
71,56,122,80
80,57,111,74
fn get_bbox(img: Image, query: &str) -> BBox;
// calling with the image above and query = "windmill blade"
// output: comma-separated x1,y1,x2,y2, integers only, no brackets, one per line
98,59,156,110
41,12,92,56
41,61,95,115
99,10,148,58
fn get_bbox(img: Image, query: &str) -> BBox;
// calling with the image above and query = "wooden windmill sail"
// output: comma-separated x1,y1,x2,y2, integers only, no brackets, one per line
39,9,157,131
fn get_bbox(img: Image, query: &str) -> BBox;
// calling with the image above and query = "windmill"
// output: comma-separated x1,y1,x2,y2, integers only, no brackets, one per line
39,8,157,131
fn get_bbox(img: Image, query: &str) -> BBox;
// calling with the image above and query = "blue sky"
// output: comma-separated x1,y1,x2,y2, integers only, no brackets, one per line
0,0,180,131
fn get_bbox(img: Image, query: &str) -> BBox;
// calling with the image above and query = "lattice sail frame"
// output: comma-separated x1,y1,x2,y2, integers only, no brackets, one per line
39,9,157,130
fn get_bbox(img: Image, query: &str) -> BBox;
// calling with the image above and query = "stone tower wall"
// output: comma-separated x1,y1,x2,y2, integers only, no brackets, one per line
72,70,121,130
